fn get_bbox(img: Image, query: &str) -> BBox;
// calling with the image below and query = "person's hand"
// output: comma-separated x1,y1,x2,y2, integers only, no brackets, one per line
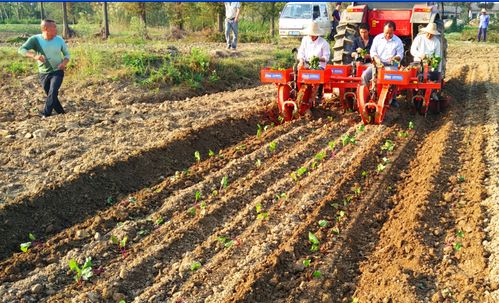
34,54,45,63
374,56,381,66
365,54,371,60
57,62,67,70
234,16,239,22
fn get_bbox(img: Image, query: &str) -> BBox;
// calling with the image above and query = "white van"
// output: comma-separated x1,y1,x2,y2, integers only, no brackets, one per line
279,2,333,38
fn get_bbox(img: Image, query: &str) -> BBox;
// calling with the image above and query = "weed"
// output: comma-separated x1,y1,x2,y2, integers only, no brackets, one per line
154,217,165,227
361,171,368,177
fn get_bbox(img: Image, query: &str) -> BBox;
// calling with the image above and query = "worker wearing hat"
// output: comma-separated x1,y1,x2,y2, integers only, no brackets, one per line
297,21,331,70
410,23,442,70
478,8,490,42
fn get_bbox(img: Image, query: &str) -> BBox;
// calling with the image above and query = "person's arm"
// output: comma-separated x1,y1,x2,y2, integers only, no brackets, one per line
321,39,330,63
58,38,70,70
18,36,45,63
234,3,241,22
394,38,404,61
370,36,381,64
410,35,423,60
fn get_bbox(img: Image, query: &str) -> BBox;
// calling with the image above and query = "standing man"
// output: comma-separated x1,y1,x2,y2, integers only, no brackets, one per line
329,2,342,40
224,2,241,50
477,8,490,42
18,19,70,117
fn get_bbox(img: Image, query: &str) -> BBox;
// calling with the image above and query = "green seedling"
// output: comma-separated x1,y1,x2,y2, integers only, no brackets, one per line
208,149,215,157
236,144,247,151
453,242,463,251
138,229,149,236
315,151,326,161
341,134,356,146
188,207,197,216
217,236,235,248
195,191,201,203
296,167,307,177
190,261,202,271
456,230,465,238
128,197,137,204
119,300,126,303
303,259,311,267
408,121,415,130
263,123,273,132
200,201,207,209
220,176,228,190
106,196,115,205
154,217,164,227
398,131,409,138
343,195,353,206
327,116,333,122
351,298,360,303
352,186,361,196
256,124,263,138
255,159,262,167
330,202,339,209
212,189,219,197
308,231,320,252
318,220,328,227
255,203,269,220
382,157,389,164
336,210,346,222
312,270,321,278
69,257,93,283
278,116,285,123
20,233,38,253
328,141,337,149
269,141,278,152
290,172,298,182
194,151,201,163
381,140,395,152
332,227,340,235
457,176,465,183
358,124,365,132
377,163,386,172
311,161,318,170
111,235,128,257
275,193,287,202
299,135,304,141
361,170,368,177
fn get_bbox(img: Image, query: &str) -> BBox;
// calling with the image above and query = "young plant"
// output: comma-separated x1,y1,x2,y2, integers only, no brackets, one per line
341,134,356,146
457,176,465,183
217,236,235,248
308,231,320,252
255,159,262,168
194,151,201,163
68,257,93,283
453,242,463,251
328,141,337,149
106,196,115,205
20,233,37,253
377,163,386,172
110,235,128,257
398,131,409,138
154,217,165,227
456,230,465,238
381,140,395,152
318,220,328,228
296,167,307,177
357,124,366,132
352,186,361,196
220,176,228,191
195,191,201,203
256,124,263,138
312,270,321,278
269,141,278,152
187,206,197,216
332,227,340,235
315,151,326,161
408,121,415,130
361,170,368,177
336,210,346,222
255,203,269,220
290,172,298,182
208,149,215,157
303,259,311,267
190,261,202,271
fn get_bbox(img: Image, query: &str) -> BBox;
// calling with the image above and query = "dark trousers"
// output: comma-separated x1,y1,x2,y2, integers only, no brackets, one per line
478,27,487,42
39,70,65,116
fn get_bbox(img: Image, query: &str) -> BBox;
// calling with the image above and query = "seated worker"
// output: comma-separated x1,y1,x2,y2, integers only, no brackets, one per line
297,21,331,105
297,21,330,70
361,20,404,107
410,22,442,71
352,24,373,63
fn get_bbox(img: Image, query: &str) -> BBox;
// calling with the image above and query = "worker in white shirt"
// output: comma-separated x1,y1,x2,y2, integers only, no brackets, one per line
297,21,331,70
296,21,330,106
410,23,442,71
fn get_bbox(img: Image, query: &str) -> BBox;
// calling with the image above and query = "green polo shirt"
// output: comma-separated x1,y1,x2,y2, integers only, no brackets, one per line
18,34,70,74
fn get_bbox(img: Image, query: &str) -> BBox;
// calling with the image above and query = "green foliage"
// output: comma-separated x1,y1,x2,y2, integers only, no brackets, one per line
308,231,320,252
269,141,278,152
69,257,93,282
381,140,395,152
190,261,202,271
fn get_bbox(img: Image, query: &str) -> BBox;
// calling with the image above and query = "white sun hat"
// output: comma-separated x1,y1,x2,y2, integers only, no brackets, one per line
421,22,441,35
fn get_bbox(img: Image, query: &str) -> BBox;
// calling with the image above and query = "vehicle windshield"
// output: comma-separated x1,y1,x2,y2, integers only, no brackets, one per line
281,4,312,19
354,2,422,9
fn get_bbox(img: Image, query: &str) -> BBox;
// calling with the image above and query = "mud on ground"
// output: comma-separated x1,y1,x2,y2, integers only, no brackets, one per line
0,41,497,303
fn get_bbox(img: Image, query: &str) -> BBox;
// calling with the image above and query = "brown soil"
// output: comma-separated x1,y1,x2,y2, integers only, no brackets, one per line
0,41,497,303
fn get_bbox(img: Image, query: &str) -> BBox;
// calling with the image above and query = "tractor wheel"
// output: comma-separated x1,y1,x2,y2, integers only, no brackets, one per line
332,23,359,65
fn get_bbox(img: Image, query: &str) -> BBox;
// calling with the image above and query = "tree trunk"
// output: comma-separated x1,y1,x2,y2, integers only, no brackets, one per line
62,2,72,38
102,2,110,39
139,2,147,25
218,12,224,32
40,2,45,20
270,2,275,37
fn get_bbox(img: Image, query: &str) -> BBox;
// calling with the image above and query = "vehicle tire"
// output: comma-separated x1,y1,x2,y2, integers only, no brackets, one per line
332,23,359,65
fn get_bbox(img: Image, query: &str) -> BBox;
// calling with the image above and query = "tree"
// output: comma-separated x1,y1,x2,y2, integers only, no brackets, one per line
62,2,73,38
102,2,110,39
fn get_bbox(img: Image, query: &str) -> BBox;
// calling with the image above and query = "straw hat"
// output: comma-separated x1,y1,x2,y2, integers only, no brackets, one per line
481,8,487,13
304,22,324,36
421,23,441,35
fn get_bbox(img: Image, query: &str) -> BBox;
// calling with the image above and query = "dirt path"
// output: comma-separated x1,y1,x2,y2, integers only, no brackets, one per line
0,41,497,303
